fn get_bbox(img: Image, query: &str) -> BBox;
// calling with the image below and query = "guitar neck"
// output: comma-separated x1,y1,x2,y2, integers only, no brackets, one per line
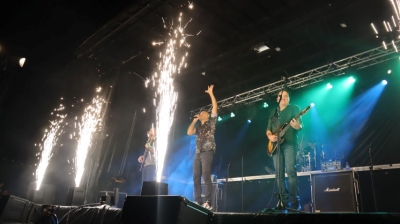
279,111,303,134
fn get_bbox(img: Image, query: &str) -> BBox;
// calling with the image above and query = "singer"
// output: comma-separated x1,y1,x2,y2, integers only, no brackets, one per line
266,89,303,210
187,85,218,210
138,127,157,184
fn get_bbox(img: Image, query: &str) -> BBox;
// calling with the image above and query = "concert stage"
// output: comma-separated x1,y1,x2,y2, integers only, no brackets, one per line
1,164,400,223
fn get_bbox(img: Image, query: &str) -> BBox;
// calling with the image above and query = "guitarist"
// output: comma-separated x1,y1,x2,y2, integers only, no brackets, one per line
266,89,303,210
138,127,156,184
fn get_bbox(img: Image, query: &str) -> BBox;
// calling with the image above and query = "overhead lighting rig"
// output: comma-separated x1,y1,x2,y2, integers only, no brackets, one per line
190,40,400,117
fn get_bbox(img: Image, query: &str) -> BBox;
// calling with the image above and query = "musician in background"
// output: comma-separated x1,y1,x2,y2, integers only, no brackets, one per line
266,89,303,210
138,127,156,184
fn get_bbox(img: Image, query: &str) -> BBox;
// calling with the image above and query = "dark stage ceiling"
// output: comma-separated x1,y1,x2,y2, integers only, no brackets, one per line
76,0,395,109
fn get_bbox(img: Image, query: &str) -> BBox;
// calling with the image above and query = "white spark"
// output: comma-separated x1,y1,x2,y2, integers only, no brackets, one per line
388,22,393,31
36,104,67,190
145,78,151,88
392,40,398,52
74,88,106,187
153,13,194,182
392,1,400,20
371,23,378,34
384,21,389,32
392,15,397,27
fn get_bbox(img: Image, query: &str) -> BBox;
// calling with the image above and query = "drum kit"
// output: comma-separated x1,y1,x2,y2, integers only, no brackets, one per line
296,142,317,172
296,142,344,172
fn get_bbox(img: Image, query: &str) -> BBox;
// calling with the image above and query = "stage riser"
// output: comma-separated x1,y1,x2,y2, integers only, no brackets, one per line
120,196,211,224
357,169,400,212
221,175,311,212
220,168,400,212
211,213,400,224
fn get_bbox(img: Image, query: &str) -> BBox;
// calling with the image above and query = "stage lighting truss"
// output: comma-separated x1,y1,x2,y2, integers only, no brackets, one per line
190,40,400,116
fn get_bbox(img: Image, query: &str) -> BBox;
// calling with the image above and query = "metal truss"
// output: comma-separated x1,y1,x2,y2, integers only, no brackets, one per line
190,40,400,116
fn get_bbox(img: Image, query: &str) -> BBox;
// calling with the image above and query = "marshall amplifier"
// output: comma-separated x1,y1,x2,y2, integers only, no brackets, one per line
311,170,358,212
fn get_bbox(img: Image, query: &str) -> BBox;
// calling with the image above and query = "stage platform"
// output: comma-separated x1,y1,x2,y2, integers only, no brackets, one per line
1,195,400,224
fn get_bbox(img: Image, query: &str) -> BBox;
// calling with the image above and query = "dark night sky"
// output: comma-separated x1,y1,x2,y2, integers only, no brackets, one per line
0,0,134,180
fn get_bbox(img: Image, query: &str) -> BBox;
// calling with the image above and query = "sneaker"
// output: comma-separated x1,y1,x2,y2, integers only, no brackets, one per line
202,201,213,210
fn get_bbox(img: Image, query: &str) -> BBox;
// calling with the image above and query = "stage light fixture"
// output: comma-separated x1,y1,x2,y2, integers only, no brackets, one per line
253,42,270,53
217,116,222,121
326,83,333,89
388,69,392,74
348,76,356,83
247,119,251,124
382,80,388,85
311,103,315,107
230,112,235,118
263,102,268,108
19,58,26,67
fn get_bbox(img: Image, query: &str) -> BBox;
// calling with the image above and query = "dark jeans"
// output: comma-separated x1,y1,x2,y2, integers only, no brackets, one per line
272,143,300,206
142,164,156,184
193,150,214,204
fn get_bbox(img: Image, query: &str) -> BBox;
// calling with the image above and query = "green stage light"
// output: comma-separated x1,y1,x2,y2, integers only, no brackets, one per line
230,112,235,118
327,83,333,89
348,76,356,84
263,102,268,108
388,70,392,74
218,116,222,121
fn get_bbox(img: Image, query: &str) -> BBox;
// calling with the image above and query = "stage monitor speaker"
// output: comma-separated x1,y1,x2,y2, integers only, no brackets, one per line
66,187,85,206
141,181,168,195
120,195,211,224
0,195,35,223
26,182,56,205
312,170,358,212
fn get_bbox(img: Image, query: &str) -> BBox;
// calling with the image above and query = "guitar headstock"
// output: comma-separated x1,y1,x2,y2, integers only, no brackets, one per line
300,104,313,115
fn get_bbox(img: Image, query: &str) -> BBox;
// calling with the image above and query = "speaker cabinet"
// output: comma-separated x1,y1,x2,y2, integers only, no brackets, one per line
141,181,168,195
312,170,358,212
26,182,56,205
220,175,311,212
0,195,35,223
66,187,85,206
120,196,210,224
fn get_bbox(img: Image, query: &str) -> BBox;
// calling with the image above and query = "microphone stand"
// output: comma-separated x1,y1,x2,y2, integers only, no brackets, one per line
263,77,306,214
224,161,231,212
274,82,284,211
368,144,378,212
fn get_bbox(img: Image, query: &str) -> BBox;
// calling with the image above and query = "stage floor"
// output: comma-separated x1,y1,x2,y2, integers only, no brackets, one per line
2,195,400,224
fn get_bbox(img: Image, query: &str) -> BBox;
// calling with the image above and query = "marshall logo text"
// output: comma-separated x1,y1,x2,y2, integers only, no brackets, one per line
324,188,340,192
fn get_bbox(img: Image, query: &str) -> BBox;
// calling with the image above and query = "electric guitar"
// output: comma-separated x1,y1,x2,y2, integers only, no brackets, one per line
267,104,312,157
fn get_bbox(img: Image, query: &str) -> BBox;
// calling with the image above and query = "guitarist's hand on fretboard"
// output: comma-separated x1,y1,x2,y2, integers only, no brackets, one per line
289,118,301,130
